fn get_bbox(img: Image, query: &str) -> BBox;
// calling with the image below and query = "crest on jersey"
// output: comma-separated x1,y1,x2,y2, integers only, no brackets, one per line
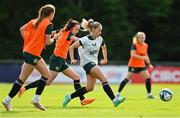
92,43,96,46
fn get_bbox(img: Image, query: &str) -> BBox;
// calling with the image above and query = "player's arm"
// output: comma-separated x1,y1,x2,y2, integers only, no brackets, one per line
19,23,28,39
51,29,60,36
100,42,108,64
69,41,81,64
70,35,79,41
145,53,153,68
68,31,79,41
130,44,148,60
45,24,55,45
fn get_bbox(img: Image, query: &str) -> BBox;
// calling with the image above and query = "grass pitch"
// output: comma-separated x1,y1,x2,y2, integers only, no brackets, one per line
0,83,179,118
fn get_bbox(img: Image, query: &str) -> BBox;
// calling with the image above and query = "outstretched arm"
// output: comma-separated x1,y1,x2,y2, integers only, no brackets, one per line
100,44,108,64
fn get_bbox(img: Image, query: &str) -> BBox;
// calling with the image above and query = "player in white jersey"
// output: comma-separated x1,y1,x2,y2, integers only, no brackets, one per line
78,35,103,66
63,19,126,107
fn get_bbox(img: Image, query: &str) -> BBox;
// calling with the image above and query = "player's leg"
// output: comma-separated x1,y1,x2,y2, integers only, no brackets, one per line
89,65,125,107
18,58,48,97
19,54,62,97
3,62,35,111
117,70,135,97
63,62,96,107
62,66,86,101
31,59,50,111
80,74,96,106
63,74,96,107
139,69,155,98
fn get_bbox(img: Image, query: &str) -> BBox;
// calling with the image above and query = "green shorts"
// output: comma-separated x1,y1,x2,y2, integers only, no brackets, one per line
83,62,96,75
49,55,69,72
128,67,147,73
23,52,41,66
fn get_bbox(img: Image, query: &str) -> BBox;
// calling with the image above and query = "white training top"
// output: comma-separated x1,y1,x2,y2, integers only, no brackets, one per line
78,35,104,66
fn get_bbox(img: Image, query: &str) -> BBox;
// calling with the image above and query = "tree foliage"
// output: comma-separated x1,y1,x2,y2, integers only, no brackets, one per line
0,0,179,61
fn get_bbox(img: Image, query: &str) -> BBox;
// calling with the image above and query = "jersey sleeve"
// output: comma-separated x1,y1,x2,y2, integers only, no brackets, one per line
67,32,74,41
79,37,86,47
45,24,53,35
131,44,136,50
101,39,105,46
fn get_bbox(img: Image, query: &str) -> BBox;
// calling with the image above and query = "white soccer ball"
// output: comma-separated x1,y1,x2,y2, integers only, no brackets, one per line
159,88,173,102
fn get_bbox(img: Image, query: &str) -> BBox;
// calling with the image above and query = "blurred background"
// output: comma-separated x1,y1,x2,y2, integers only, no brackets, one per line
0,0,180,83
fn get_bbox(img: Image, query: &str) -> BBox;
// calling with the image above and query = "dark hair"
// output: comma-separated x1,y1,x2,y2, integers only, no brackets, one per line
81,19,102,32
34,4,55,28
62,19,80,31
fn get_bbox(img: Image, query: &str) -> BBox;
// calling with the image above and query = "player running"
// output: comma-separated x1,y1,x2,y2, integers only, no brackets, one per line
2,4,56,111
18,19,95,107
63,19,126,107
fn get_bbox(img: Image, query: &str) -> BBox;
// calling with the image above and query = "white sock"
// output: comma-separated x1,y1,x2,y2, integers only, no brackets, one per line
148,93,152,96
5,96,12,103
116,92,120,97
33,95,40,101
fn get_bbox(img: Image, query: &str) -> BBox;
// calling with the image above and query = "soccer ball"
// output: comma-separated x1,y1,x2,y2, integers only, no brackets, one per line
159,88,173,102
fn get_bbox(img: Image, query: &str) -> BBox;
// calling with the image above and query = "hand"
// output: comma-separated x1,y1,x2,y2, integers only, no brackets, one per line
147,64,154,73
51,31,56,36
148,64,153,69
71,59,78,64
54,33,60,40
142,56,148,61
100,59,108,65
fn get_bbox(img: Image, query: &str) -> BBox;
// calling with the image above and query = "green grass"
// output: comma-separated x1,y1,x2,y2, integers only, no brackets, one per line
0,83,180,118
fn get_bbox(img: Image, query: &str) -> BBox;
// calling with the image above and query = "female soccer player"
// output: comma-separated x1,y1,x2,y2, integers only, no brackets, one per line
63,19,126,107
2,4,56,111
116,32,155,99
18,19,95,106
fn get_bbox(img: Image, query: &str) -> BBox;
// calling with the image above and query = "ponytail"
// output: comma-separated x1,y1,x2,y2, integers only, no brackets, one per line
62,19,79,31
34,4,55,28
80,19,94,31
81,18,102,32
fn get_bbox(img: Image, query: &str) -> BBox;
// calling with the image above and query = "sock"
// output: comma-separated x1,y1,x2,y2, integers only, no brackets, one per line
35,76,47,95
74,80,85,101
4,96,12,103
8,79,24,99
145,78,151,93
25,79,40,90
33,95,40,101
102,82,115,101
118,78,129,93
116,92,120,98
71,87,88,99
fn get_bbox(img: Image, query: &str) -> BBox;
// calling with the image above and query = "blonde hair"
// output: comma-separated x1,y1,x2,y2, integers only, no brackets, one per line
133,32,145,44
80,18,102,32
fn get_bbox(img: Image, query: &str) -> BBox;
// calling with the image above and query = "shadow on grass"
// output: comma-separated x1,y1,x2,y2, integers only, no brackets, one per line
46,105,123,109
127,98,159,100
1,109,35,114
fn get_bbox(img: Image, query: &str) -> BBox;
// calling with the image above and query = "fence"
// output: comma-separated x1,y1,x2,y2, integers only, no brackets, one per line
0,60,180,84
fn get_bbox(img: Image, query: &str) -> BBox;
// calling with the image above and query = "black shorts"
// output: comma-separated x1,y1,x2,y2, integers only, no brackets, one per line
128,67,147,73
23,52,41,66
49,55,69,72
83,62,96,75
